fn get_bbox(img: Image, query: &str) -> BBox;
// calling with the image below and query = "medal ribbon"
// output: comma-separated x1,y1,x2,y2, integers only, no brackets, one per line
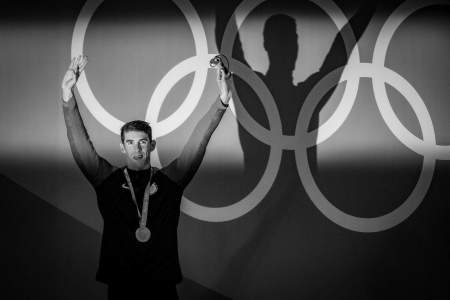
123,168,153,229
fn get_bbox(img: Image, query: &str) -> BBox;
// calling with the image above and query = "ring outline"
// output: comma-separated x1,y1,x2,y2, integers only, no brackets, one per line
71,0,210,137
71,0,447,230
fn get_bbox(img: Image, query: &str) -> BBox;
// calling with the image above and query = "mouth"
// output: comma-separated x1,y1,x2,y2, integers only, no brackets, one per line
132,153,144,160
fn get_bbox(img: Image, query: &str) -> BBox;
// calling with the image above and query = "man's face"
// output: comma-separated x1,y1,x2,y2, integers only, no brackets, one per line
120,130,155,170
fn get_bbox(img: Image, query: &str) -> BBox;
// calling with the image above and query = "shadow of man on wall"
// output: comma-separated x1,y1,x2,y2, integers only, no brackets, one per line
213,1,376,297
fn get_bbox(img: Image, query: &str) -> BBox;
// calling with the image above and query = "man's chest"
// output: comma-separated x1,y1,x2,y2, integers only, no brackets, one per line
99,172,181,226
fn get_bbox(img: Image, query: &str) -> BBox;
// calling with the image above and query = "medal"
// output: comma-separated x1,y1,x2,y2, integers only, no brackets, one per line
149,183,158,195
124,168,158,243
135,226,151,242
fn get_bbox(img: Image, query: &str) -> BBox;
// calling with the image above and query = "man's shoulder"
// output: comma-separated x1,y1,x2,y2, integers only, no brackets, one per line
158,166,185,191
95,166,124,190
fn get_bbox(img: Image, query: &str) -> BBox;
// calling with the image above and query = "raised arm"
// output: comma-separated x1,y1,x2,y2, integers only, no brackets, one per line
317,2,376,76
162,60,232,188
61,55,116,187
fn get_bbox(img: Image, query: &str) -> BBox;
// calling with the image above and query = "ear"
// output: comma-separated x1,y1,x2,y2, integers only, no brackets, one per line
149,140,156,152
120,143,126,154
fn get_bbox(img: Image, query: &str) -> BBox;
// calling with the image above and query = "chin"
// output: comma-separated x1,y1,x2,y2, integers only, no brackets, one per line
127,159,149,170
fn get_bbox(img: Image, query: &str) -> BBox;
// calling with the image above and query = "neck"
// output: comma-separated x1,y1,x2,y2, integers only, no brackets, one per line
266,66,293,79
127,161,151,171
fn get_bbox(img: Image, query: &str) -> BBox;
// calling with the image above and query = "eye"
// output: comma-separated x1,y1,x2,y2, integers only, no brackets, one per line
140,140,148,145
126,140,133,145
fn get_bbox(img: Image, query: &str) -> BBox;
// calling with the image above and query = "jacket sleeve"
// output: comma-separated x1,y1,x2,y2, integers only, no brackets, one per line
162,97,228,189
62,96,117,187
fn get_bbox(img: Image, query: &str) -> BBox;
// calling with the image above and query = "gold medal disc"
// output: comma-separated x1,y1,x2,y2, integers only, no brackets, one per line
136,227,151,242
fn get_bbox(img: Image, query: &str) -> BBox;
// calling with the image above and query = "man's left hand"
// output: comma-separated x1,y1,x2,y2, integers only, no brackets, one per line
215,63,232,105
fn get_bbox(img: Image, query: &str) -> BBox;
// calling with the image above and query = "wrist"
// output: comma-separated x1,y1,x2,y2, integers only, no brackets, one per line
220,99,229,107
62,89,74,102
219,92,230,107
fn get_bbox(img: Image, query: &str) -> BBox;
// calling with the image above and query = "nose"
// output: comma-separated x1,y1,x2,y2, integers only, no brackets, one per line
137,142,142,151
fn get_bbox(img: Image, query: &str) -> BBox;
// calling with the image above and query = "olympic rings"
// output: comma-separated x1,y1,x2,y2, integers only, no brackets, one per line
220,0,361,149
152,57,284,221
295,63,436,232
72,0,449,231
71,0,211,136
372,0,450,160
294,0,448,232
145,0,211,137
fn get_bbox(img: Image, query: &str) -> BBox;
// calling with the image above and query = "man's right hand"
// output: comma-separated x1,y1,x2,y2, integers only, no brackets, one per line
61,55,88,102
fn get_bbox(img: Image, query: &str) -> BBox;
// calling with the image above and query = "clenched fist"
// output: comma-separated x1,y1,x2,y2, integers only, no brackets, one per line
61,55,88,102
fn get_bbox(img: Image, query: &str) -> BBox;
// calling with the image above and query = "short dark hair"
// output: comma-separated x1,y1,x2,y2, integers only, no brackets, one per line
120,120,152,142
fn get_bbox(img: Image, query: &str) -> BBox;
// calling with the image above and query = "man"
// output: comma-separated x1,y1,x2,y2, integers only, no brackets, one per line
61,55,231,299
